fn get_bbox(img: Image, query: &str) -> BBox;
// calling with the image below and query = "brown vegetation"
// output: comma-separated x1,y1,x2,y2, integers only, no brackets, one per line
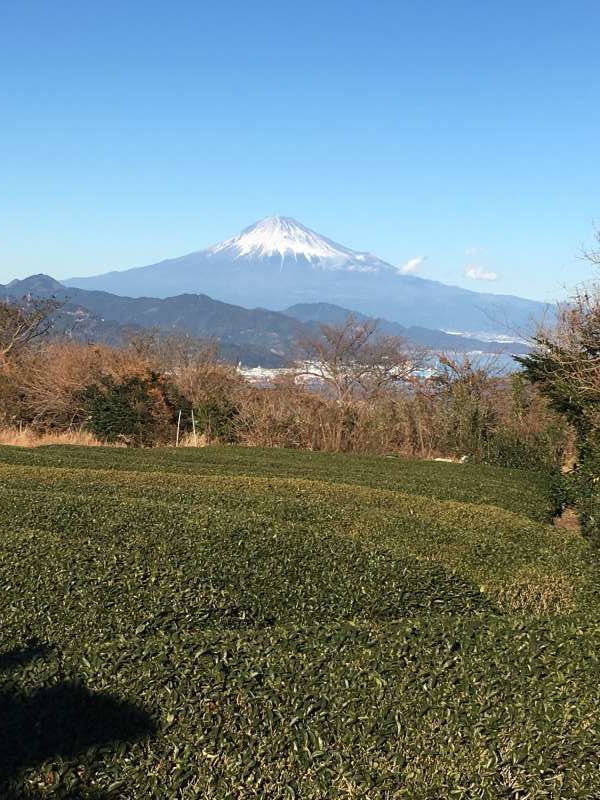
0,298,58,367
296,315,425,401
0,302,566,469
0,426,110,447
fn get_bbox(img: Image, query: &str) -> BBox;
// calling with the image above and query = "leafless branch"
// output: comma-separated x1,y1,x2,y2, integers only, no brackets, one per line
0,298,59,365
295,314,428,401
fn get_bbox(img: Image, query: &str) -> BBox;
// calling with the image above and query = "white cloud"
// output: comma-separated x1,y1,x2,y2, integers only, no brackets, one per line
465,245,483,257
464,265,498,281
398,255,426,274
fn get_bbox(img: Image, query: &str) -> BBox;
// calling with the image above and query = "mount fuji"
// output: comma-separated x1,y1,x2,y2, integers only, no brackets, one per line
65,216,549,335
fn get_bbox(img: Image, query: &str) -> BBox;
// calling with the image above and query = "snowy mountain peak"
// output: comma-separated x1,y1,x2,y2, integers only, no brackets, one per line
206,215,391,272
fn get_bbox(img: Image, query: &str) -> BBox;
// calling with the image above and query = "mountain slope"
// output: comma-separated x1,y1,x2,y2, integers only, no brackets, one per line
284,303,529,354
2,275,529,364
64,216,550,335
0,275,306,366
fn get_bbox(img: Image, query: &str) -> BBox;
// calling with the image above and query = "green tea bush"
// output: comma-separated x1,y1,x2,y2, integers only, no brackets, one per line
1,448,598,797
0,443,559,522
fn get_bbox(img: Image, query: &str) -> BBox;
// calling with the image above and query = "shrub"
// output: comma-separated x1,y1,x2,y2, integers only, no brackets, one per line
195,397,239,443
482,426,565,472
81,373,190,446
575,434,600,541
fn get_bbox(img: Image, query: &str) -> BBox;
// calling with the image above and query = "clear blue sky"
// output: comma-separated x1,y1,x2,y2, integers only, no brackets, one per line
1,0,599,300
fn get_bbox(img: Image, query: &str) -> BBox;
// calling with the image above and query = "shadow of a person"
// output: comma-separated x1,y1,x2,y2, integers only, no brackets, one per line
0,640,156,799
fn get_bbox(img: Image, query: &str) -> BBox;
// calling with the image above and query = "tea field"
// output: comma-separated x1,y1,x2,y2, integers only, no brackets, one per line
1,446,600,798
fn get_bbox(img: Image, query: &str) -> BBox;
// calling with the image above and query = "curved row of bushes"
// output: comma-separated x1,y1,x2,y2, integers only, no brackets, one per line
0,444,560,523
1,449,599,797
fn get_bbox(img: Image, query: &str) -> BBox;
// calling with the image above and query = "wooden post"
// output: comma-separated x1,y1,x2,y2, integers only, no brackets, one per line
191,409,197,447
176,410,182,447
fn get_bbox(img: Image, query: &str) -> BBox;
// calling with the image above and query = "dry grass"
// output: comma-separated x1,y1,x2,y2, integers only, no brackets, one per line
177,431,209,448
0,426,115,448
554,507,581,535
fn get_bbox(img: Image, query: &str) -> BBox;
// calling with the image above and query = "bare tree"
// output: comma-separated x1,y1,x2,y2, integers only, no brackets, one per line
296,315,426,402
123,330,220,373
582,225,600,269
0,298,58,366
122,330,244,413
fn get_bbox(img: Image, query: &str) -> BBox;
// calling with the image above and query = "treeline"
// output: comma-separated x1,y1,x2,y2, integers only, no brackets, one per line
0,303,566,472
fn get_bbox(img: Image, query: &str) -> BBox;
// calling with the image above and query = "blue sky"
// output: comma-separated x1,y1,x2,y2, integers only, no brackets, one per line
1,0,599,300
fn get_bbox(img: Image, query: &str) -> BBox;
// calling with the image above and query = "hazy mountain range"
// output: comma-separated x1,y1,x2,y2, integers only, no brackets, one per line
1,275,529,367
64,216,550,335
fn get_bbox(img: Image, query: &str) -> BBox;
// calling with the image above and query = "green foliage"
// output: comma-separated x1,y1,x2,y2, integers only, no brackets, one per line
482,426,565,472
195,397,239,442
0,446,599,797
576,437,600,542
0,443,559,522
81,373,190,446
517,294,600,540
81,376,148,444
481,373,567,473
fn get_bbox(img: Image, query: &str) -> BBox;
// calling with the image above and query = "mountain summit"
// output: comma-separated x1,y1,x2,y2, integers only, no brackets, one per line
205,216,391,273
65,216,550,334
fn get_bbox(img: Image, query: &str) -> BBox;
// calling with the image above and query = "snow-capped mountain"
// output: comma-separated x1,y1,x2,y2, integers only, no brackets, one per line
65,216,550,334
205,215,391,272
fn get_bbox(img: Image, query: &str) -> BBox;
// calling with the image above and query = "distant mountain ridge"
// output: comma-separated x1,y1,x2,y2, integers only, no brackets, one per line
1,274,529,366
284,303,529,353
1,275,305,366
64,216,550,336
